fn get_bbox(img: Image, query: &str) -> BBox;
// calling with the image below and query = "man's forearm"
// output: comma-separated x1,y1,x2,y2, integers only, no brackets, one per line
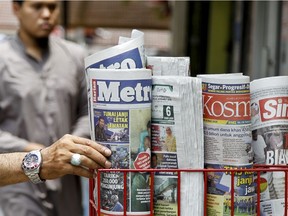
0,152,28,186
23,142,45,152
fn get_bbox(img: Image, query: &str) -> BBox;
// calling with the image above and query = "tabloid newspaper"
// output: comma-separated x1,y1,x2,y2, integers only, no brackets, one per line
197,74,256,216
85,30,152,216
151,74,204,216
251,76,288,216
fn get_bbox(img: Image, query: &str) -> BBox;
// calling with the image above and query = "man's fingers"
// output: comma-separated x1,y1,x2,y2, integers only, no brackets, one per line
69,147,112,169
71,166,94,179
69,135,112,157
71,154,111,170
49,134,112,171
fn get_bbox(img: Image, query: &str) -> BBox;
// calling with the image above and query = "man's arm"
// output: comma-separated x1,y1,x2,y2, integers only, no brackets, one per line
0,134,112,187
0,152,28,186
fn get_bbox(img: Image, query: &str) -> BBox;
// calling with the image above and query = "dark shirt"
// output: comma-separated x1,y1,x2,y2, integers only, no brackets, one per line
95,124,107,141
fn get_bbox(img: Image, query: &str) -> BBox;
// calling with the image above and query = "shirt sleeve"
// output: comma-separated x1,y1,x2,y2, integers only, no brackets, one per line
0,52,29,152
0,130,29,152
70,46,91,139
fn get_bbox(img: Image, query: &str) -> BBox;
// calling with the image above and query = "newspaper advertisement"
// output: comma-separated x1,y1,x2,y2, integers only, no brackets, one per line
151,76,204,216
197,74,252,165
206,163,256,216
87,67,152,216
250,76,288,215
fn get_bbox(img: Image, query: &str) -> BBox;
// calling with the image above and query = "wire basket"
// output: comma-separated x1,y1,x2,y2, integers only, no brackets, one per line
89,165,288,216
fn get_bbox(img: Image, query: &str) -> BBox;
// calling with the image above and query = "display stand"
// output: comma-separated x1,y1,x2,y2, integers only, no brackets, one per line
89,165,288,216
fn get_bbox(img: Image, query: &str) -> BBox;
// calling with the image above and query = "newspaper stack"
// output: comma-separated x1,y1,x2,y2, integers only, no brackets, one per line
197,74,256,216
85,30,153,215
149,56,204,216
251,76,288,216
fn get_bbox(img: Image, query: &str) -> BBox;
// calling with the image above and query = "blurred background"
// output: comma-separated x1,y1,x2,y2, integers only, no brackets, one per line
1,1,288,80
0,1,287,216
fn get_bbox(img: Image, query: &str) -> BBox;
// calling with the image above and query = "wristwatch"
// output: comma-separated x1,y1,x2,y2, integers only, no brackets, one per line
21,150,45,184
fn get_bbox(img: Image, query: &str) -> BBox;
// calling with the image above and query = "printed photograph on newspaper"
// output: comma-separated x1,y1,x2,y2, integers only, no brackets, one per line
207,193,256,216
206,164,255,197
153,175,178,216
93,109,129,143
206,163,256,216
151,124,177,152
251,125,288,166
100,171,126,213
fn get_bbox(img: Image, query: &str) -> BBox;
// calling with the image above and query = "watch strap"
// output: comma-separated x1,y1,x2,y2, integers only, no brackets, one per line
22,150,46,184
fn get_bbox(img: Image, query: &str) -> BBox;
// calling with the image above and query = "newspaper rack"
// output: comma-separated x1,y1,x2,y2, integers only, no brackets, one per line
89,165,288,216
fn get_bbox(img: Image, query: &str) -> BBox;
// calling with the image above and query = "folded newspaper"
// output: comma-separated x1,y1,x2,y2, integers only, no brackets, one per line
149,56,204,216
151,76,204,216
197,73,255,216
85,30,152,215
146,56,190,76
197,73,252,165
85,29,206,216
251,76,288,216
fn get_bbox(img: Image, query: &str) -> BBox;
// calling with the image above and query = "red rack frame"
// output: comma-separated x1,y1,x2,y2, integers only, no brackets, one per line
89,165,288,216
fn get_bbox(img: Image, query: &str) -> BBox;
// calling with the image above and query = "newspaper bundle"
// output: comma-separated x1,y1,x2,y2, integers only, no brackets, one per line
146,56,190,76
85,30,152,216
251,76,288,216
197,74,255,216
151,75,204,216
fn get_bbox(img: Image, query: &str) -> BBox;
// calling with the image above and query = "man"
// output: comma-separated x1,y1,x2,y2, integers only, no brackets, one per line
0,134,112,187
110,195,124,212
95,116,108,141
0,0,90,215
251,129,266,164
151,153,158,168
165,127,176,152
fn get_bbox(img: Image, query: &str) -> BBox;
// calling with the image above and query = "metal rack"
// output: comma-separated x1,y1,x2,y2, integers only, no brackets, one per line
89,165,288,216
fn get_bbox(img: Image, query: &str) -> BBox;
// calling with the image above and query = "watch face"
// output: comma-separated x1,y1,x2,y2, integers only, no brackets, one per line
24,154,39,169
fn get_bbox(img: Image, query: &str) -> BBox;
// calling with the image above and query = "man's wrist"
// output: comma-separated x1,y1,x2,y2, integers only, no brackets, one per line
21,150,46,184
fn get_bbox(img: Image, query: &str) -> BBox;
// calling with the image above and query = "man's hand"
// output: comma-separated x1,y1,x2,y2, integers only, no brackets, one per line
40,134,112,180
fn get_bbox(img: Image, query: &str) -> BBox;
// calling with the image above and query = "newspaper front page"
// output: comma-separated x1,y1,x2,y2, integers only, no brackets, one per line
85,30,152,216
151,76,204,216
88,68,152,216
251,76,288,216
198,74,256,216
